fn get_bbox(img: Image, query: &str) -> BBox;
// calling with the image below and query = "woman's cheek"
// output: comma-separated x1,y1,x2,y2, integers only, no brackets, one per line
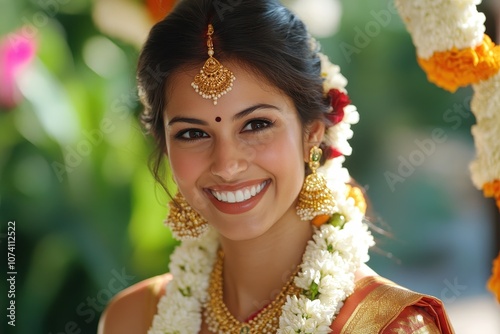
242,128,284,161
169,150,204,185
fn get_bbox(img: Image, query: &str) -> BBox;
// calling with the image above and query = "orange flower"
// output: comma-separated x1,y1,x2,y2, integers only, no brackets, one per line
346,185,367,215
418,35,500,92
483,180,500,210
311,215,330,227
487,252,500,303
310,185,367,227
146,0,176,22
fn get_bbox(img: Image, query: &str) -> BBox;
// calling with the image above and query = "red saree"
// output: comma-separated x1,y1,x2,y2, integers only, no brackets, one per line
141,274,454,333
331,276,455,333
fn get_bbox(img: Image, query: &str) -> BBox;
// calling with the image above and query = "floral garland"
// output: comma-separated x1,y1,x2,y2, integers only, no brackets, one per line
279,202,374,333
148,47,375,333
395,0,500,302
149,228,219,333
149,204,373,334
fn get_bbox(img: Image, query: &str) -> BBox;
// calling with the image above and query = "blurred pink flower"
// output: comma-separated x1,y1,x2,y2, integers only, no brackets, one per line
0,29,37,109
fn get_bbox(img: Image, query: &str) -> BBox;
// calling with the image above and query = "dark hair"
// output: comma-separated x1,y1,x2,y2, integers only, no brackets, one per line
137,0,331,190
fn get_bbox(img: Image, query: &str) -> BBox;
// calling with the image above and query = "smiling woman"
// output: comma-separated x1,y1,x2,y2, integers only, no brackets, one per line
163,66,314,241
98,0,455,333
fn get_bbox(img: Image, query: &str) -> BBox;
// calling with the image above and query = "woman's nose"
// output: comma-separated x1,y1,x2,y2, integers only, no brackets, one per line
210,139,250,181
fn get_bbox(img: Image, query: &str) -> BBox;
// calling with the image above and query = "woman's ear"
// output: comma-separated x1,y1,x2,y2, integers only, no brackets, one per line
303,119,325,161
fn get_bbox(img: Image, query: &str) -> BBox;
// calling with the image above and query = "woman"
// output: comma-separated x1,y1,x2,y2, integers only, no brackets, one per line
99,0,455,333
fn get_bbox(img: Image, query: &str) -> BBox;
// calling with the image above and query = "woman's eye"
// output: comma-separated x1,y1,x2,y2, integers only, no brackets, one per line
242,119,273,132
176,129,208,140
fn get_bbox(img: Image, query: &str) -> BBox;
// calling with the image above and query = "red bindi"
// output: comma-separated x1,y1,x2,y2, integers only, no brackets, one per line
215,116,222,122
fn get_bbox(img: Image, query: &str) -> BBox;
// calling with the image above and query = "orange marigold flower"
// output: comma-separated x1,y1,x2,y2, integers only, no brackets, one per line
488,252,500,303
418,35,500,92
483,180,500,210
311,215,330,227
346,185,367,215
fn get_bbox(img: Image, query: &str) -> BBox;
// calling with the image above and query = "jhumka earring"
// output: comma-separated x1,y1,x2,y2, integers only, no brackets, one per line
296,146,336,222
191,24,235,105
164,192,209,240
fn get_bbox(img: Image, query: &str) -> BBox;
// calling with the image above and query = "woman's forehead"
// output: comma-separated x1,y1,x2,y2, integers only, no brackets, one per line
164,62,292,118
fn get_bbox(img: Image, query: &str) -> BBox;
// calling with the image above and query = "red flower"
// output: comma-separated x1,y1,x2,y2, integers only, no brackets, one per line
327,89,350,124
324,147,343,160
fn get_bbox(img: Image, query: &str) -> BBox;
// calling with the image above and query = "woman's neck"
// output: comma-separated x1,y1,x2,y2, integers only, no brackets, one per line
217,210,313,321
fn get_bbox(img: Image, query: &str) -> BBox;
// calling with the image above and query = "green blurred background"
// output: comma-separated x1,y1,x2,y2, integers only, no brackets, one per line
0,0,499,333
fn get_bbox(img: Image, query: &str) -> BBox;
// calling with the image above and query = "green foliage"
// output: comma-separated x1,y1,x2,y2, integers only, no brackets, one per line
0,1,174,333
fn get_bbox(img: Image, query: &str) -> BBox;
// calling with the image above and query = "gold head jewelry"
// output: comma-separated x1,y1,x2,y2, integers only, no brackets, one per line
296,146,336,221
191,24,236,105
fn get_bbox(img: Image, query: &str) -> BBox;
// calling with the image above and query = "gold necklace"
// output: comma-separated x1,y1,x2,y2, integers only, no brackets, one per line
204,250,301,334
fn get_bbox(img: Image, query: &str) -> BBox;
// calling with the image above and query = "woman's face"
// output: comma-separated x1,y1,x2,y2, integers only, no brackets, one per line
164,63,324,240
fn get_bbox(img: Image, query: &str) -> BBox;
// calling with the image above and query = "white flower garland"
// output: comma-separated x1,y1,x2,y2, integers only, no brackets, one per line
149,206,373,334
148,228,219,334
279,202,373,333
395,0,486,59
317,49,360,159
395,0,500,198
148,50,374,333
395,0,500,300
470,71,500,188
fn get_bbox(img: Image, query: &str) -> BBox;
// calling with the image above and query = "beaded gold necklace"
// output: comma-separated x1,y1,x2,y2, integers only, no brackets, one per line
204,250,301,334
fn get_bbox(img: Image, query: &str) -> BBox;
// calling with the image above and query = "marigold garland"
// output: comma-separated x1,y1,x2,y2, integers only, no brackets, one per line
488,253,500,303
418,35,500,92
470,71,500,209
395,0,500,302
483,179,500,209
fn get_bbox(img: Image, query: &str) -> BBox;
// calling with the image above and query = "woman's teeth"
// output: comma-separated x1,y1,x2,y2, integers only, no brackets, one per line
211,181,267,203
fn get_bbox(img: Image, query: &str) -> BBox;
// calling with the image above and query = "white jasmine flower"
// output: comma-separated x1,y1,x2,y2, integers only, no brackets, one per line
395,0,485,58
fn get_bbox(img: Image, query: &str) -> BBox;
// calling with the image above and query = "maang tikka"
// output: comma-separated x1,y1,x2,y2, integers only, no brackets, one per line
191,24,236,105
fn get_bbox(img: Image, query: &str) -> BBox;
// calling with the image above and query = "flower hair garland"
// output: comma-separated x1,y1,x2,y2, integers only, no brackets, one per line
148,44,375,333
395,0,500,302
313,38,361,202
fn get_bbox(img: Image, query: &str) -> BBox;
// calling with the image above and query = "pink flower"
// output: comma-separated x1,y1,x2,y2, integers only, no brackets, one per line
0,30,37,109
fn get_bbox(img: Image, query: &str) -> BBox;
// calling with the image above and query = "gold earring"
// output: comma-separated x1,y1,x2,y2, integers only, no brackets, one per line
191,24,236,105
296,146,336,224
164,192,209,240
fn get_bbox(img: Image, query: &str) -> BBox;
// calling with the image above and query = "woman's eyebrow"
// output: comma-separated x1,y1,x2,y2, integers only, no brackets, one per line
232,103,281,121
167,117,208,126
167,103,281,126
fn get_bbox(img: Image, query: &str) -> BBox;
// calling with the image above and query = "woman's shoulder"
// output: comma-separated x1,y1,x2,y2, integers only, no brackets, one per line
332,269,455,333
98,273,172,334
